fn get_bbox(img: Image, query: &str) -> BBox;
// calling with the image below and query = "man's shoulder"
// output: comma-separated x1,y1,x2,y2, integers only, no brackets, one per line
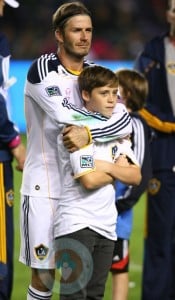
27,52,60,84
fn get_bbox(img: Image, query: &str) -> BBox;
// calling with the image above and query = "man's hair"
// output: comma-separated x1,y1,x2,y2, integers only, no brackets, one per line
115,69,148,111
52,1,91,31
78,65,118,94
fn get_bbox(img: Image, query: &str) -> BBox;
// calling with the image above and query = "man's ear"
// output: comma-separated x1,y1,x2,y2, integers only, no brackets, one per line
55,29,63,43
82,90,90,102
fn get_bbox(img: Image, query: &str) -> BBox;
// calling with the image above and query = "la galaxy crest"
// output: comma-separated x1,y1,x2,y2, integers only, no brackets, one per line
34,244,49,260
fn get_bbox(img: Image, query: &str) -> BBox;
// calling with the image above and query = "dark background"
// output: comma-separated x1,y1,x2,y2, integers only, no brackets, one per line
1,0,169,60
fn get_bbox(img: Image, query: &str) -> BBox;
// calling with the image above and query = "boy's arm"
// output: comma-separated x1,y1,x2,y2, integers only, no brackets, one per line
70,144,141,190
79,170,114,190
79,157,141,190
70,144,113,190
95,159,141,186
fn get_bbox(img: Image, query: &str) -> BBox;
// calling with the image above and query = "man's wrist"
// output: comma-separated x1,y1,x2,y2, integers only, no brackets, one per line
84,126,92,145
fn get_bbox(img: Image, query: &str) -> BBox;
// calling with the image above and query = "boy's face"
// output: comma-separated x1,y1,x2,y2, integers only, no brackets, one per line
82,85,117,118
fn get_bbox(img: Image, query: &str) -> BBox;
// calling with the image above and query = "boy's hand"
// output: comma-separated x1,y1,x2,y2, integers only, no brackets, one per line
115,154,130,166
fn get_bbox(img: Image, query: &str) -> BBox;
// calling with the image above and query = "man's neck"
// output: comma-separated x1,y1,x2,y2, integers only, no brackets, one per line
57,50,84,73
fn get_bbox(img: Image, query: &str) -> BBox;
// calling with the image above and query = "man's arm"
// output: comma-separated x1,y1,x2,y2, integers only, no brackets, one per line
27,58,132,149
27,62,132,139
62,104,132,152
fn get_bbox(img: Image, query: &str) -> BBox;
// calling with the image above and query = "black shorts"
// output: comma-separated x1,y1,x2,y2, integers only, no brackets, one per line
110,238,129,273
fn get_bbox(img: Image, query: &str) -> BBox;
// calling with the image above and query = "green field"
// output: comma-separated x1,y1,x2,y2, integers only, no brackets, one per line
11,137,146,299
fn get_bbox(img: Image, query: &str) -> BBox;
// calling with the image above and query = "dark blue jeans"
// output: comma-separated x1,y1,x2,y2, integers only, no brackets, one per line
56,228,114,300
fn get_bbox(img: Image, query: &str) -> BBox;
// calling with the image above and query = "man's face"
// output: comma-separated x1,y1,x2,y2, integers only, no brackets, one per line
56,15,92,59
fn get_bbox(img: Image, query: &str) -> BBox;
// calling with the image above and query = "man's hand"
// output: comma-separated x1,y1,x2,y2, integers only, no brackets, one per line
62,125,90,152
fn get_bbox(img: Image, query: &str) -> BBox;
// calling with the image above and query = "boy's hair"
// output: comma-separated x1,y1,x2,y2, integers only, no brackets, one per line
52,1,91,31
78,65,118,94
115,69,148,111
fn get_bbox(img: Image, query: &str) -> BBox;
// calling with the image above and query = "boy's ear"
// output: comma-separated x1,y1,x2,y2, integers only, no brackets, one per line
82,90,90,102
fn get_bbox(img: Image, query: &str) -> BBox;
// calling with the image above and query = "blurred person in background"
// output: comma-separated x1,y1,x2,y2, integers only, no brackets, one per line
110,69,152,300
0,0,26,299
135,0,175,299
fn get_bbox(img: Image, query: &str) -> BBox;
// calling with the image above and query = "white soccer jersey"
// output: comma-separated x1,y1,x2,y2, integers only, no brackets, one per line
21,53,132,198
55,136,118,241
54,113,139,241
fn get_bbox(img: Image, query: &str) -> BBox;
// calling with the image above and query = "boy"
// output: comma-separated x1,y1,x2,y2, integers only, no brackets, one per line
54,66,141,300
110,69,152,300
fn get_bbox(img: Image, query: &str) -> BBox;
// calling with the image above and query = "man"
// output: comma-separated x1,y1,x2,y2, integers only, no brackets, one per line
19,2,132,299
0,0,26,299
135,1,175,299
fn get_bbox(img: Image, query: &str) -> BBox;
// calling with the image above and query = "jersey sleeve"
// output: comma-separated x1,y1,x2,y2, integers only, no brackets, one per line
70,144,95,179
26,79,132,145
89,103,132,141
